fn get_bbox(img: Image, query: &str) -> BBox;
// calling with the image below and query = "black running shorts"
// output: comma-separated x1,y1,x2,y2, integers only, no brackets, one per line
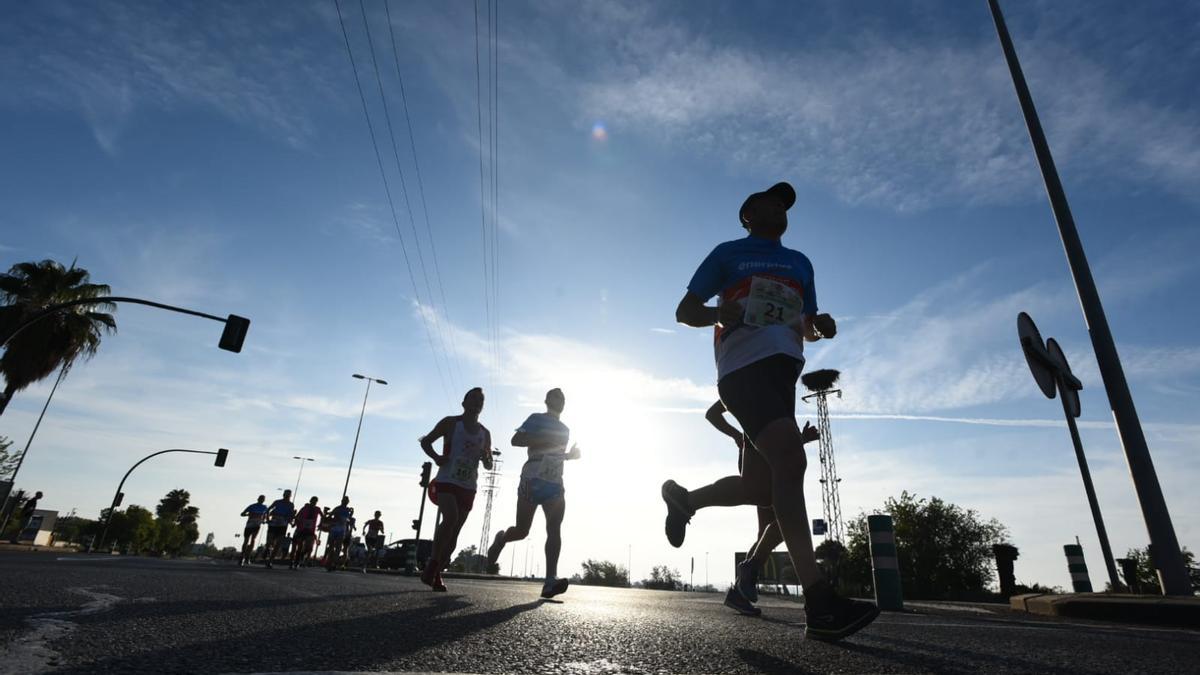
717,353,802,442
267,525,286,540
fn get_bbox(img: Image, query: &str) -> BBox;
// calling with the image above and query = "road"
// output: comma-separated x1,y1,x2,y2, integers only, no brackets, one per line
0,551,1196,674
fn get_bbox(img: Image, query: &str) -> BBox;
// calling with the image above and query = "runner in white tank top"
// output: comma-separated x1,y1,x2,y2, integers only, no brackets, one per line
419,387,494,591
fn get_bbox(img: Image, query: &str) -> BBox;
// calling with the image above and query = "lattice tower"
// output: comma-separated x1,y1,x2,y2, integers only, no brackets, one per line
476,456,502,571
801,369,844,543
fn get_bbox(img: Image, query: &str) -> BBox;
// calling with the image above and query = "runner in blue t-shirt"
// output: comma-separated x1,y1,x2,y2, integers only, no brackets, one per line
239,495,269,566
663,181,878,642
324,497,354,571
263,490,295,569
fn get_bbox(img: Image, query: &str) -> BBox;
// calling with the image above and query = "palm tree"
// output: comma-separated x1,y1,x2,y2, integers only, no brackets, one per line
0,260,116,416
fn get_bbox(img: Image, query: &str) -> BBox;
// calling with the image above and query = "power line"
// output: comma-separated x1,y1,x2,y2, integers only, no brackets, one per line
333,0,450,403
473,0,499,390
381,0,466,392
357,0,463,394
491,0,501,388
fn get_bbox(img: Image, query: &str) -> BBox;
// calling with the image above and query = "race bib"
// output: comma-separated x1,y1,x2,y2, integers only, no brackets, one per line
743,276,804,328
451,459,478,483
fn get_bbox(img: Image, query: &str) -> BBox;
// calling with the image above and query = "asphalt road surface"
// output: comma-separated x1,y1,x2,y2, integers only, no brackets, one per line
0,551,1196,674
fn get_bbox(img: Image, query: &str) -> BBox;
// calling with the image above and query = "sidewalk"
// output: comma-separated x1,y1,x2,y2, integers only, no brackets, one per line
1011,592,1200,627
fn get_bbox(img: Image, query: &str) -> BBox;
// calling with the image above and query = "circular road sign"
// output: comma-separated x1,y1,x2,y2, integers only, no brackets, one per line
1045,338,1081,418
1017,312,1056,399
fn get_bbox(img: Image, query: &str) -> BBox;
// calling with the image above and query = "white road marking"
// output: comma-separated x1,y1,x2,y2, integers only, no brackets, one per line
0,587,154,675
55,555,123,562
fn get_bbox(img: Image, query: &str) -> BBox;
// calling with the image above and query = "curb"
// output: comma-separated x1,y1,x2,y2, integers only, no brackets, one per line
1011,592,1200,627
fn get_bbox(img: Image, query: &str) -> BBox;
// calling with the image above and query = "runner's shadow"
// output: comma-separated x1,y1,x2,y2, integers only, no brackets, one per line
854,633,1104,675
58,597,544,674
735,648,819,674
538,598,563,604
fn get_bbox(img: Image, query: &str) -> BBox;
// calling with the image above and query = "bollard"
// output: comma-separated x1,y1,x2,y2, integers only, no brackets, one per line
1064,543,1093,592
993,544,1019,597
868,515,903,610
1117,558,1141,594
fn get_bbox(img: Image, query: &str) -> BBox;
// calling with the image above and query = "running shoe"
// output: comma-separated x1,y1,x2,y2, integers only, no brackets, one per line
723,587,762,617
432,573,448,592
735,560,759,603
540,578,570,599
661,480,694,548
802,582,880,642
265,561,273,569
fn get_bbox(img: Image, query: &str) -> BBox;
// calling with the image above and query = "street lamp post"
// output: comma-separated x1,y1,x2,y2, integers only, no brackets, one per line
989,0,1191,595
97,448,229,550
292,456,314,499
343,374,386,499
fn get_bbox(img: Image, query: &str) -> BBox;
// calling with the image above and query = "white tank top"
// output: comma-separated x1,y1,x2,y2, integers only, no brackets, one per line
433,419,485,490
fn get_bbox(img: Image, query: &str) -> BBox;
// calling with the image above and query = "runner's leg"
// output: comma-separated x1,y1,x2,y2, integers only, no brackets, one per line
542,497,565,582
752,418,821,588
428,493,460,575
486,496,536,567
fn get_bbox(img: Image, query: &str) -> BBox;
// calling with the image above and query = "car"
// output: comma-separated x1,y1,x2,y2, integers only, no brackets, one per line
378,538,433,573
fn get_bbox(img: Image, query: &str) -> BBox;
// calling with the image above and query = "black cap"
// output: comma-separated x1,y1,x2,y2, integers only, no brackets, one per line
739,182,796,226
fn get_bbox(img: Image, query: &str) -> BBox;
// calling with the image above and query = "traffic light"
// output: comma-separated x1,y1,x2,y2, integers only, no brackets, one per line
214,448,229,467
113,492,124,507
219,314,251,353
419,461,432,488
411,519,420,532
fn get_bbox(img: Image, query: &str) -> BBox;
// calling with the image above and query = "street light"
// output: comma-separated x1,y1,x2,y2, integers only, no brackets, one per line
292,456,314,498
343,374,387,499
97,448,230,550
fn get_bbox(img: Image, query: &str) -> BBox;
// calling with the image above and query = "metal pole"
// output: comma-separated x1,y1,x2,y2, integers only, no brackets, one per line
1062,395,1122,592
0,366,67,535
987,0,1190,595
97,448,220,549
342,379,372,500
293,458,311,499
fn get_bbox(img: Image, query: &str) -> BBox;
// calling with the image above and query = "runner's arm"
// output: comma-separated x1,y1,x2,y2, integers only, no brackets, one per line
705,401,742,442
420,417,452,466
676,292,743,328
481,429,494,470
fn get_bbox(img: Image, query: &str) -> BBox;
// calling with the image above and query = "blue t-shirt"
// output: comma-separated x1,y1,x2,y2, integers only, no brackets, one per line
516,413,570,484
687,235,817,380
243,503,268,528
267,499,294,527
329,505,353,532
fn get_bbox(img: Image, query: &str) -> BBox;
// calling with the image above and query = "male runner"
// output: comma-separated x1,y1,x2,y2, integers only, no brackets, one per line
325,497,353,571
664,181,878,640
419,387,494,592
364,511,385,568
485,388,580,599
264,489,295,569
290,496,321,570
239,495,268,566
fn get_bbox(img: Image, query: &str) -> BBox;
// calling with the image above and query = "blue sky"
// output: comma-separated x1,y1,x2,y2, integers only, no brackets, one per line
2,0,1198,591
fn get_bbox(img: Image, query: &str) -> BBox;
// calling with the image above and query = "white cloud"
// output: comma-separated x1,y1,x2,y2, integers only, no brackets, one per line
567,3,1200,210
0,2,338,153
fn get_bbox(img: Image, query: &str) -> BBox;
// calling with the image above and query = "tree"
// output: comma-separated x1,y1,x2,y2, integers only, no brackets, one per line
104,505,157,553
153,489,200,555
643,565,681,591
578,559,628,587
1122,545,1197,595
0,435,17,479
0,259,116,416
843,491,1009,600
448,545,494,573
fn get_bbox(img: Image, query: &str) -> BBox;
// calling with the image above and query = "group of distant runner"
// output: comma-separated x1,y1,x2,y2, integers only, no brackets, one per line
232,181,878,641
238,491,386,572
